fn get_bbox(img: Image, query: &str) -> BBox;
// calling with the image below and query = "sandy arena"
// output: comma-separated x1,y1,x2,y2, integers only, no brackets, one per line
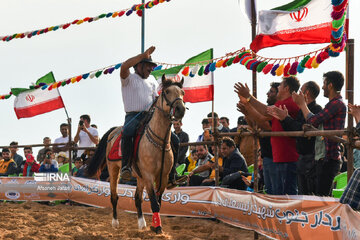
1,201,269,240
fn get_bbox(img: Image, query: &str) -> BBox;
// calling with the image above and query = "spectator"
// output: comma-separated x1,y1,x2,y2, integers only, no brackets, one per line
340,168,360,211
39,148,58,173
184,146,198,172
53,123,72,158
0,152,2,161
72,157,83,176
348,103,360,169
172,120,189,165
201,145,224,186
268,81,322,195
56,152,68,167
207,112,230,133
23,154,40,176
74,114,99,157
241,149,264,192
235,76,300,195
0,148,17,176
9,141,23,172
235,82,279,195
292,71,346,196
219,137,248,190
22,146,34,174
196,118,211,142
37,137,51,163
220,117,230,131
188,145,213,186
76,149,96,178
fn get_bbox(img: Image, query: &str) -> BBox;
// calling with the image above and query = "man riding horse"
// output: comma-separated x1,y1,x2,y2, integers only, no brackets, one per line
120,46,185,188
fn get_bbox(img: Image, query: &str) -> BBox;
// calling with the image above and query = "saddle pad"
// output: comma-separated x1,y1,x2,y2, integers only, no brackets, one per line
108,132,122,161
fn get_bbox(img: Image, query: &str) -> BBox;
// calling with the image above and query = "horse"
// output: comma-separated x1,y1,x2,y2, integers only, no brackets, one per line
87,75,186,234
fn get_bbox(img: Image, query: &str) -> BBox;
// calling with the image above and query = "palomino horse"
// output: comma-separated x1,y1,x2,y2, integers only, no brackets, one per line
87,75,186,234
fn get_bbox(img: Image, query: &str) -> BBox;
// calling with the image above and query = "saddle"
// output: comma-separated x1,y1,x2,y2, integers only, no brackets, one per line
108,111,154,162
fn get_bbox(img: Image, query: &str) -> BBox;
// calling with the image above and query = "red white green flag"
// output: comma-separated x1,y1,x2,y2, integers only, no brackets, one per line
12,72,65,119
151,49,214,103
250,0,333,52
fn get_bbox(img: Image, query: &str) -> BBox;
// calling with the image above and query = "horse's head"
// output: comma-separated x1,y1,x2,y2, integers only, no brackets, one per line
159,74,186,121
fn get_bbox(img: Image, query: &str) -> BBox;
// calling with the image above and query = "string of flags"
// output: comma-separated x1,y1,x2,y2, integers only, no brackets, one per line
0,0,348,101
0,0,171,43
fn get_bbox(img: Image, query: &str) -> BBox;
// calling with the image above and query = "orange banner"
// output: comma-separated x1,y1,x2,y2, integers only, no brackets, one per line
1,176,360,240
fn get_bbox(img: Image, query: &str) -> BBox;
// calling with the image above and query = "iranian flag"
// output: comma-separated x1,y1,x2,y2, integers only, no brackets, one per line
12,72,65,119
250,0,333,52
151,49,214,103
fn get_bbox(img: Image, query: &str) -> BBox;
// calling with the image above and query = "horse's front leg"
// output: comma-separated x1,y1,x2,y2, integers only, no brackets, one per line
135,181,146,230
145,183,162,234
109,162,120,228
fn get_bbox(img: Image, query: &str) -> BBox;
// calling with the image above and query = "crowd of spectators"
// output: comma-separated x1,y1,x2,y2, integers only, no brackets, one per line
1,72,360,211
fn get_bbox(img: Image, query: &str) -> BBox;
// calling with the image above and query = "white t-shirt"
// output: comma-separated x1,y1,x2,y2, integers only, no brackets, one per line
54,136,72,158
121,73,159,112
78,127,98,156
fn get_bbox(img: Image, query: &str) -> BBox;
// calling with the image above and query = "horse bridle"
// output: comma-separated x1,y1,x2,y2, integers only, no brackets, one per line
155,86,184,121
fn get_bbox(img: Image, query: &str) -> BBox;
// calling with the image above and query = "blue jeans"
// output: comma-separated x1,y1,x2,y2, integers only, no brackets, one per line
121,112,147,166
273,162,298,195
263,157,276,194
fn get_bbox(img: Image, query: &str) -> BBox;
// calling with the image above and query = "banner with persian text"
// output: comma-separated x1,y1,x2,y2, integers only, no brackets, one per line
1,176,359,240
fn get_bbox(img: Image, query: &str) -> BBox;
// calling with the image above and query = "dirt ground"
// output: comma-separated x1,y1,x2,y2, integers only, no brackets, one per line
0,201,269,240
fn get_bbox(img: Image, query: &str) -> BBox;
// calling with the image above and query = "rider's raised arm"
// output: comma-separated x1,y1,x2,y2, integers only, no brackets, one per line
120,46,156,80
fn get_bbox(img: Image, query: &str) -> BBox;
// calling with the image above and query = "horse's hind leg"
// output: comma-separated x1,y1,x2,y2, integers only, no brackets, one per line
109,162,120,228
145,182,162,234
135,181,146,230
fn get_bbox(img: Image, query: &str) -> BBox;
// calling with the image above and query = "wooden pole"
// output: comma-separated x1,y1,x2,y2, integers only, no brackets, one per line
250,1,258,239
68,118,72,175
346,38,355,180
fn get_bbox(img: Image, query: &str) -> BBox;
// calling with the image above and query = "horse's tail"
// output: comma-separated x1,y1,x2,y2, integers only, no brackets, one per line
86,126,117,177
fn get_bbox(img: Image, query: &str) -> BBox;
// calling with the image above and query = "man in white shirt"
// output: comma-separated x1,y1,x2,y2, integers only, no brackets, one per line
53,123,72,158
74,114,99,157
120,46,183,187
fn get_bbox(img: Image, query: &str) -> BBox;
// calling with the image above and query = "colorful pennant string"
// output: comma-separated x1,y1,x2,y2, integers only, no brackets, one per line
0,0,171,43
0,0,348,101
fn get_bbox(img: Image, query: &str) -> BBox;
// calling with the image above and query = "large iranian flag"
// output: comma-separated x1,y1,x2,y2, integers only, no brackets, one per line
151,49,214,103
250,0,333,52
12,72,65,119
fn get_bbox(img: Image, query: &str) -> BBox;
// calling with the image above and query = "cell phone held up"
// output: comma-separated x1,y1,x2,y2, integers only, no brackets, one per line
79,120,84,126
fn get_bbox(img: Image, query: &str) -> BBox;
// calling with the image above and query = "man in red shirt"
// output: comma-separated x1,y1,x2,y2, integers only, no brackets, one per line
235,76,300,195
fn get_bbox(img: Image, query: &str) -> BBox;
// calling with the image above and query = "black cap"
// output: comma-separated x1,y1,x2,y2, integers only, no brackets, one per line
136,57,157,67
237,116,247,125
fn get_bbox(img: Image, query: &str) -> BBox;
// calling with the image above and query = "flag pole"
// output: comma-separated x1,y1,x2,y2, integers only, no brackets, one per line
141,0,145,53
251,1,259,240
52,72,72,174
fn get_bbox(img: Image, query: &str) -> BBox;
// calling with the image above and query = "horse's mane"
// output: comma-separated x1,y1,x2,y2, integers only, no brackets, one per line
161,79,183,89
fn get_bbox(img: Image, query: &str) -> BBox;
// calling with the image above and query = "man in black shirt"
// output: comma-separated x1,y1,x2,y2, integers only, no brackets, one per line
172,120,189,165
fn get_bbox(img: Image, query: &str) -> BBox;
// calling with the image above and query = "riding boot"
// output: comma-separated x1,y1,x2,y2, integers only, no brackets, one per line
121,135,133,181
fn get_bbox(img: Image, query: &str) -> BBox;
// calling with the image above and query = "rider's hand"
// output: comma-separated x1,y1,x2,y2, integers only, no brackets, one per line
144,46,155,59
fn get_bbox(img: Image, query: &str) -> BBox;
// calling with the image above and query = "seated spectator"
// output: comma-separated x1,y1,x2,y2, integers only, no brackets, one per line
37,137,52,163
188,145,213,186
10,141,23,174
23,154,40,176
39,148,58,173
240,149,264,192
184,146,198,173
72,157,83,176
22,146,34,174
0,148,17,176
56,152,68,167
219,137,248,190
196,118,211,142
200,145,224,186
76,149,95,178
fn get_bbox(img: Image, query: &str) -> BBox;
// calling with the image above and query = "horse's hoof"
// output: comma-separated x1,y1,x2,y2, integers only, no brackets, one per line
150,226,163,234
112,218,119,228
138,216,147,230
